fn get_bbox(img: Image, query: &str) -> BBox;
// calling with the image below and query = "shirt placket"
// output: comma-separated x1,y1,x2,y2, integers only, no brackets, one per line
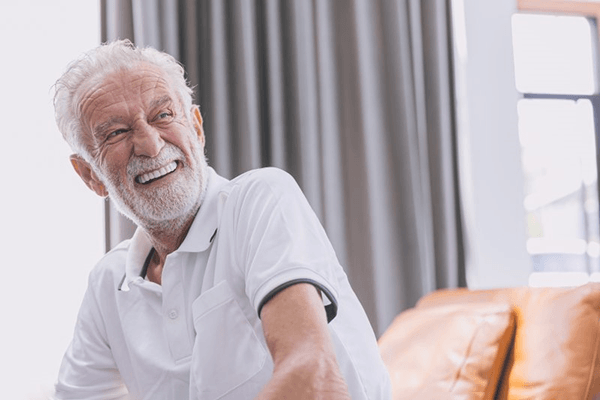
162,252,193,362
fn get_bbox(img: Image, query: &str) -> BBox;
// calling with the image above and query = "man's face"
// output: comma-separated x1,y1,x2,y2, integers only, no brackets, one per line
77,63,207,227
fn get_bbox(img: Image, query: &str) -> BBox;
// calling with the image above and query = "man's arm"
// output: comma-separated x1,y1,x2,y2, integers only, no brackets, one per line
255,283,351,400
53,279,129,400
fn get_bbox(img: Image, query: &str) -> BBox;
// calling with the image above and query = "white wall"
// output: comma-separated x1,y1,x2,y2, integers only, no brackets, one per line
0,2,102,399
452,0,533,288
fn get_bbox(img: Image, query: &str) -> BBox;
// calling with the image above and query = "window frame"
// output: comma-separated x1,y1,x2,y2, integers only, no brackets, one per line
516,0,600,275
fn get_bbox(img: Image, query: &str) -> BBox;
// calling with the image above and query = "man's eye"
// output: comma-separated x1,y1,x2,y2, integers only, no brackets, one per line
108,129,128,138
156,112,172,120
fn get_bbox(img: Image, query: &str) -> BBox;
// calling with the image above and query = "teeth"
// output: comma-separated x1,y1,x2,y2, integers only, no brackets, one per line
137,161,177,184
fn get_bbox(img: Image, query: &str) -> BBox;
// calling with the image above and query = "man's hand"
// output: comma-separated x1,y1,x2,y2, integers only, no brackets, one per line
255,283,350,400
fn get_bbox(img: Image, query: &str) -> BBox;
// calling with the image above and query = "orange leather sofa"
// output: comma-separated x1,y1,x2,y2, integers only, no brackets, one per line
378,282,600,399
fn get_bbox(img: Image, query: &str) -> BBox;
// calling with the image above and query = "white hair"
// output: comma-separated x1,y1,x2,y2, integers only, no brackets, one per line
53,39,194,161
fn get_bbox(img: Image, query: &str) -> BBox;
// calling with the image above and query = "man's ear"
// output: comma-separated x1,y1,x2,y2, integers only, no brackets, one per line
190,105,205,146
69,154,109,197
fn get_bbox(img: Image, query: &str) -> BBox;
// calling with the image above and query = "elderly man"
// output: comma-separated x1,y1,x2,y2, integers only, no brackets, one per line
52,40,391,399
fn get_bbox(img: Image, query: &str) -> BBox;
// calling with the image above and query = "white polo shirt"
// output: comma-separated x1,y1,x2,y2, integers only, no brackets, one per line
54,167,391,400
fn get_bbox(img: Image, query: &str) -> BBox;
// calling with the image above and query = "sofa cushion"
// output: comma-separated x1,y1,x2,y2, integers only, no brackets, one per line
378,302,515,399
416,283,600,400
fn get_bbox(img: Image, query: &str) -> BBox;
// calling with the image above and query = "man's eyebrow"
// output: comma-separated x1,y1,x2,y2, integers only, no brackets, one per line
93,117,124,136
150,95,173,109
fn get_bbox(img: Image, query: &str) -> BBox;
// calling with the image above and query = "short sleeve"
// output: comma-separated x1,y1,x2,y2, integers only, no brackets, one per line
53,275,129,400
229,168,342,322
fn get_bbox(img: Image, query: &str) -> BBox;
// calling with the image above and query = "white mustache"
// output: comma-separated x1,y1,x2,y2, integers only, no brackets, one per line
127,145,185,177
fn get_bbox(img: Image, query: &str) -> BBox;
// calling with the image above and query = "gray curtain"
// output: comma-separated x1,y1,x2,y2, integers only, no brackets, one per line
101,0,465,336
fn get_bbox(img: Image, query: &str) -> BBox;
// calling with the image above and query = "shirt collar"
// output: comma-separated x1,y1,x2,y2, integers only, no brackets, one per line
120,167,229,291
177,167,229,252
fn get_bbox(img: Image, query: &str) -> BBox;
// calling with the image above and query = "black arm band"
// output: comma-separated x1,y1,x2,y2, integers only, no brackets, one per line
257,278,338,323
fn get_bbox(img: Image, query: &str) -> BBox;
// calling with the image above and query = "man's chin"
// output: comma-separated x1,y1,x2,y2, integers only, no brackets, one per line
115,194,200,228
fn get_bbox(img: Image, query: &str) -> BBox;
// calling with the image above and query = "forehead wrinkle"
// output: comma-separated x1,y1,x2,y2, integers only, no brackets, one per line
79,80,125,120
129,76,173,111
79,86,108,119
131,72,166,89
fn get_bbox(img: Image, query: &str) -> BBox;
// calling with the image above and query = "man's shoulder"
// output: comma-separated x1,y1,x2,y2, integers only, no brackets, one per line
226,167,301,198
87,239,131,289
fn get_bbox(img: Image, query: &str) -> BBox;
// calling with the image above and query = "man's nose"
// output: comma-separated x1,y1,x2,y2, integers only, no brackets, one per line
132,122,165,157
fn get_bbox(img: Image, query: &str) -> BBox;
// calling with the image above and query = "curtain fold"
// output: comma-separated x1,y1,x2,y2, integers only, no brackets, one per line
101,0,465,335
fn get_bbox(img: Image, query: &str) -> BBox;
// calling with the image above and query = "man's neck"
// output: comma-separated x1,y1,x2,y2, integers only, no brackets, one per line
142,208,199,285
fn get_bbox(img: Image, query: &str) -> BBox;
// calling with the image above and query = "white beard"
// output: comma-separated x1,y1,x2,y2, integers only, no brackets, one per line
97,141,208,228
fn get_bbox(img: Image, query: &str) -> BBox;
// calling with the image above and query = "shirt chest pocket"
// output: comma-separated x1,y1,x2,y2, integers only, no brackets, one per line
191,280,268,399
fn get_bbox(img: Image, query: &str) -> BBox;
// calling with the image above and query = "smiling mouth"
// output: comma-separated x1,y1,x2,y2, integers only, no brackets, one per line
135,161,178,184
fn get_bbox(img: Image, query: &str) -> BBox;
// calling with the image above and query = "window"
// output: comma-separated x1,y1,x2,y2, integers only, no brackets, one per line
513,1,600,286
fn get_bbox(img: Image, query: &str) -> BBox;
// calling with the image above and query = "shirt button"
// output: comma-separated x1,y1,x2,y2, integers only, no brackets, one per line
168,309,178,319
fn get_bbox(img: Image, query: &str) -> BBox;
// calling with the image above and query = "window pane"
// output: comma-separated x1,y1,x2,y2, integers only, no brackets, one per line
512,14,596,94
517,99,599,272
